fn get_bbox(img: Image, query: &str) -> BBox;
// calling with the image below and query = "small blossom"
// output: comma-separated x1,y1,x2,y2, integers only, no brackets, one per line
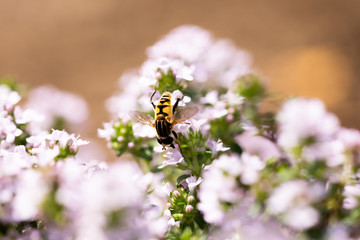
132,123,157,138
207,139,230,157
185,176,203,192
159,148,184,168
0,85,21,110
187,195,195,203
98,122,116,141
235,129,281,161
277,98,339,151
185,205,193,213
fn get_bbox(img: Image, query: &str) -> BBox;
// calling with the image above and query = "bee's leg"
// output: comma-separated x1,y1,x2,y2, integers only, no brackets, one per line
150,90,157,109
172,131,184,154
170,143,175,149
172,95,184,114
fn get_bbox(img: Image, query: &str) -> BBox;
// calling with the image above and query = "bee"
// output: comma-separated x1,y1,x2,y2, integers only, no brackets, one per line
130,90,199,150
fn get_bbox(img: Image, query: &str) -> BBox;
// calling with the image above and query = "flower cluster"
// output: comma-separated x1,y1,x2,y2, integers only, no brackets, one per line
2,25,360,240
99,25,360,240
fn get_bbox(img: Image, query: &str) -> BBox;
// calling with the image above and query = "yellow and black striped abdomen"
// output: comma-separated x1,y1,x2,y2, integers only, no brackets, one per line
155,92,172,119
155,117,172,138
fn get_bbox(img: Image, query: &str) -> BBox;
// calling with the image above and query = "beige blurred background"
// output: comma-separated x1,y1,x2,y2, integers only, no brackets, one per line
1,0,360,142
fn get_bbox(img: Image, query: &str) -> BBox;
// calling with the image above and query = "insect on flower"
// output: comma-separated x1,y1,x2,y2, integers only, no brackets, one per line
130,90,199,150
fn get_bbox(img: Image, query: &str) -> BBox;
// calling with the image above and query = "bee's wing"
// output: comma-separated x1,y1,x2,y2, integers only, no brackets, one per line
172,106,199,124
129,110,155,127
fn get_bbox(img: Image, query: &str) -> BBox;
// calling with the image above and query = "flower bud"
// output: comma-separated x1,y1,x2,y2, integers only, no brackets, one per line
173,190,180,197
185,205,193,213
226,114,234,122
187,195,195,203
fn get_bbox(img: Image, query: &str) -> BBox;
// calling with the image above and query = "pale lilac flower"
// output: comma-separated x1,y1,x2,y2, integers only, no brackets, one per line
200,90,219,105
343,184,360,209
25,85,89,130
283,206,319,231
0,146,34,176
11,170,49,221
302,140,346,167
337,127,360,150
0,113,22,143
267,180,325,230
189,118,210,135
267,180,324,214
198,154,243,224
106,70,149,117
0,85,21,110
47,129,72,148
159,148,184,168
327,225,353,240
185,176,203,192
147,25,253,86
240,153,265,185
221,91,245,106
277,98,339,152
201,100,228,120
38,148,61,167
171,90,191,107
97,122,116,141
235,129,281,161
199,39,252,87
140,57,195,84
61,161,162,240
132,123,157,138
207,139,230,157
210,204,292,240
147,25,213,63
13,106,44,125
172,123,190,136
70,135,90,151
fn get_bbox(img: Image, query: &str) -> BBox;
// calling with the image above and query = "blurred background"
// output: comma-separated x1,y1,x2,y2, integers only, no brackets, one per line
1,0,359,143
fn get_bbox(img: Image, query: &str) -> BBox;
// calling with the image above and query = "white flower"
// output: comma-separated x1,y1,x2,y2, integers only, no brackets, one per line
0,85,21,110
97,122,116,141
240,153,265,185
132,123,157,138
0,113,22,143
302,140,346,167
337,127,360,150
200,90,219,105
25,85,89,130
277,98,339,151
47,129,72,148
207,139,230,157
13,107,44,125
146,25,213,63
221,91,244,106
0,146,34,176
140,57,195,84
11,170,49,221
283,206,319,231
198,154,243,224
267,180,325,230
185,176,203,192
159,148,184,168
343,184,360,209
235,129,281,161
